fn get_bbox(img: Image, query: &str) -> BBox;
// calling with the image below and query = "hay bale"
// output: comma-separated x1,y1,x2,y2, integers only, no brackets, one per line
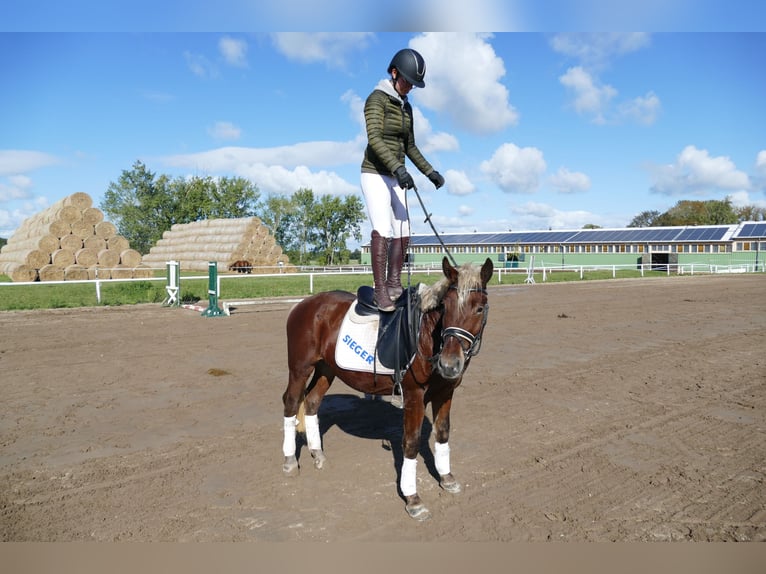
94,221,117,239
60,234,84,251
64,264,89,281
119,248,142,267
3,233,59,253
50,248,75,267
75,247,99,267
132,265,154,279
70,219,95,240
110,265,133,279
142,216,289,270
0,262,38,282
63,192,92,210
87,265,111,280
56,204,82,224
83,236,107,251
20,249,50,269
97,248,120,268
106,235,129,252
81,207,104,225
38,264,64,282
49,219,72,238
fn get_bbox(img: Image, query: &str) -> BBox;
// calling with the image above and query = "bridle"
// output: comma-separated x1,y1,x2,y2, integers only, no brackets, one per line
429,285,489,370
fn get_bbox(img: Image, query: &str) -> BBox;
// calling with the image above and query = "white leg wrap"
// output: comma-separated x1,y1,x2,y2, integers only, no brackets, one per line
282,416,297,457
400,457,418,497
434,441,451,475
304,414,322,451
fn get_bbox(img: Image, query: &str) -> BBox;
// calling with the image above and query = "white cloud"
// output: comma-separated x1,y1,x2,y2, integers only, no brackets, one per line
184,51,217,78
457,204,474,217
553,33,659,126
161,142,363,196
271,33,374,68
0,150,60,176
548,167,591,194
728,190,766,209
410,107,459,154
550,33,651,70
208,121,242,141
650,145,751,196
510,200,612,230
219,36,248,67
410,33,518,134
559,66,616,124
617,91,661,125
443,169,475,196
757,150,766,172
0,175,34,202
480,143,546,194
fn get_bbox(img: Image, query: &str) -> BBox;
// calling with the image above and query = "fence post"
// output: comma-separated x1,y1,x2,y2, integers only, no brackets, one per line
201,261,225,317
163,260,181,307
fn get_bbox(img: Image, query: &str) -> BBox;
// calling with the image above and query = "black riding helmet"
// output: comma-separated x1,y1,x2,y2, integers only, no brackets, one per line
387,48,426,88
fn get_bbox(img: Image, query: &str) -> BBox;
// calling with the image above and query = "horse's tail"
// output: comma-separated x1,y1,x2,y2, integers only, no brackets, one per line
295,396,307,434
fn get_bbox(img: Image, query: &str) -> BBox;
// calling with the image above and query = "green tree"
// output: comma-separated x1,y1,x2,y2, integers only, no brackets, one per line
628,210,662,227
283,188,318,265
101,161,174,254
260,193,294,249
101,161,260,254
656,199,737,226
311,194,365,265
734,204,766,222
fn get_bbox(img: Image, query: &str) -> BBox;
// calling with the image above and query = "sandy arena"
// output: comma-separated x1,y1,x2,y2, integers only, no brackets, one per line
1,274,764,542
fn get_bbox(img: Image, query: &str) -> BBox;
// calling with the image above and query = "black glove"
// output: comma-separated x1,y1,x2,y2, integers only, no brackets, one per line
394,166,415,189
428,171,445,189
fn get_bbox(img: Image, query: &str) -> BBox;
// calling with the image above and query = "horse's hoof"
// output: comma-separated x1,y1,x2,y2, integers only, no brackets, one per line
405,502,431,521
440,473,462,494
310,449,326,470
404,495,431,521
282,456,300,477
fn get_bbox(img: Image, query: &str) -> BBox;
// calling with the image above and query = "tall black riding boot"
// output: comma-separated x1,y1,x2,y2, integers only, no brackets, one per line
385,236,409,301
371,231,395,312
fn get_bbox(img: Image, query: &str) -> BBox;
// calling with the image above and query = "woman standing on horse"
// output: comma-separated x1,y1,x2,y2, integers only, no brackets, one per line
361,48,445,312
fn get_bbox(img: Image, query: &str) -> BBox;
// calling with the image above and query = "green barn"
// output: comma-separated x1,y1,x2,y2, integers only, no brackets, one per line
362,222,766,273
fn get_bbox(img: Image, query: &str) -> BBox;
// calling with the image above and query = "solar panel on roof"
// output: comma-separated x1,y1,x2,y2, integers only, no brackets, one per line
736,222,766,238
675,227,729,241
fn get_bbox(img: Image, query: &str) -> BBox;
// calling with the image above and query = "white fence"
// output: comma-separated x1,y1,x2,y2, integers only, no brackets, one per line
1,262,763,308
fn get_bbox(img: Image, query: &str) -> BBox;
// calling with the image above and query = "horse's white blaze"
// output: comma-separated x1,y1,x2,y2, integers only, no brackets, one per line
434,441,450,475
400,457,418,496
304,414,322,451
282,415,297,456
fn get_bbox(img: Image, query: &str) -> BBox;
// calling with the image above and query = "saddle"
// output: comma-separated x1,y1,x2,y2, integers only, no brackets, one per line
355,285,422,372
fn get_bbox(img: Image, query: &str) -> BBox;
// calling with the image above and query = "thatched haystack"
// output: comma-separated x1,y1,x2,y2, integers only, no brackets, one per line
141,217,293,273
0,192,147,281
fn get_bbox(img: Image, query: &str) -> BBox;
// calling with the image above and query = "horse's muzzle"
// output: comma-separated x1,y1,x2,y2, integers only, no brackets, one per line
437,351,465,381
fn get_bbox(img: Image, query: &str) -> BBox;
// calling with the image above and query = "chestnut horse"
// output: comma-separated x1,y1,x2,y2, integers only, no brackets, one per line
281,256,493,520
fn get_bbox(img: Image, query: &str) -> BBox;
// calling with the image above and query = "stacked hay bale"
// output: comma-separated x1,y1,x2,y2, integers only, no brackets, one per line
141,216,293,272
0,192,151,281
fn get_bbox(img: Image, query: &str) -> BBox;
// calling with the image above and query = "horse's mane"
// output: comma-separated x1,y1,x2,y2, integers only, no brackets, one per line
419,262,485,312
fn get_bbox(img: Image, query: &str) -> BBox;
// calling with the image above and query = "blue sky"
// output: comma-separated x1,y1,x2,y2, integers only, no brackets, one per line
2,29,765,248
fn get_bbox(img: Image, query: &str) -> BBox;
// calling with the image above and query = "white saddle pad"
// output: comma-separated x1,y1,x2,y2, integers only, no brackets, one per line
335,303,396,375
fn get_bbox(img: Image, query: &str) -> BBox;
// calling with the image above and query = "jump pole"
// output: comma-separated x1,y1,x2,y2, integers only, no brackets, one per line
201,261,225,317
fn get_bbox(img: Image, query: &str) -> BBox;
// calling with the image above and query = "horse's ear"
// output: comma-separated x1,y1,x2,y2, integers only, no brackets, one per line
442,256,458,283
481,257,494,285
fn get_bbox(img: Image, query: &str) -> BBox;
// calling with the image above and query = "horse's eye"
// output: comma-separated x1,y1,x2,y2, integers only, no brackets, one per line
475,306,484,314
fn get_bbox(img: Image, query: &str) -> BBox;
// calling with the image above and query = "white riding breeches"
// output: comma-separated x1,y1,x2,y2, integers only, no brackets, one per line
360,172,410,238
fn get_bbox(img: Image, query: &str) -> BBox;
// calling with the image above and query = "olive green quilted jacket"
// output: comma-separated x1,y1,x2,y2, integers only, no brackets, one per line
361,79,434,178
